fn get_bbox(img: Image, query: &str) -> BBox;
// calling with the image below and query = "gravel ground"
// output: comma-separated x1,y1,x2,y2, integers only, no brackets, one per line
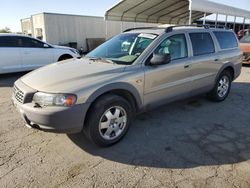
1,67,250,188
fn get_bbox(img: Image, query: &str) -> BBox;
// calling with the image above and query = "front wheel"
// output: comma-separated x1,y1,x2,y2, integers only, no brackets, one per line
84,94,133,147
207,70,232,102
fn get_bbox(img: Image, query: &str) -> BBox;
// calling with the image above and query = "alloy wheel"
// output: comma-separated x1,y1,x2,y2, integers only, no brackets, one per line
98,106,127,140
217,75,230,98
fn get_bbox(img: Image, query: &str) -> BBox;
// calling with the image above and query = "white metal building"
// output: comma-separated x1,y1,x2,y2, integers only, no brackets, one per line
21,12,158,51
21,0,250,51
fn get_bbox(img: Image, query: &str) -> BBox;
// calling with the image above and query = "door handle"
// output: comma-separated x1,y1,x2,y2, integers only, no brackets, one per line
184,64,190,68
214,58,220,62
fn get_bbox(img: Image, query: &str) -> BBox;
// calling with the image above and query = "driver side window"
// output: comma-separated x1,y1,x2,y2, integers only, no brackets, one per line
154,34,188,61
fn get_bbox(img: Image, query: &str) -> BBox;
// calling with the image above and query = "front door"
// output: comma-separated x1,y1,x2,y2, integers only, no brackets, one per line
144,34,193,107
0,36,22,74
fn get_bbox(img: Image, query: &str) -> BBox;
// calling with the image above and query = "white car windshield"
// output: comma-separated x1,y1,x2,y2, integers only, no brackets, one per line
86,33,157,65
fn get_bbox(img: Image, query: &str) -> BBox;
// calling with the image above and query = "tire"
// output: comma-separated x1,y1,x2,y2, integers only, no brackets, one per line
208,70,232,102
84,94,133,147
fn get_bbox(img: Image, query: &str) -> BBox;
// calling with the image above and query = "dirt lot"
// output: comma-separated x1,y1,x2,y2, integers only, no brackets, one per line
1,67,250,188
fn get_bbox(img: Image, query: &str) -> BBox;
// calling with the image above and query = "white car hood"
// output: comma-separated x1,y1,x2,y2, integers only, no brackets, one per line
52,45,73,50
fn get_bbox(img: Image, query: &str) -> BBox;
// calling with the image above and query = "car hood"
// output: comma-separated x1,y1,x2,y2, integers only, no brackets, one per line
52,45,72,50
20,58,126,93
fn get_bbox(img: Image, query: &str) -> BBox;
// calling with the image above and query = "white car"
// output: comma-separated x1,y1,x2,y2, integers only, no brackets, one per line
0,34,81,74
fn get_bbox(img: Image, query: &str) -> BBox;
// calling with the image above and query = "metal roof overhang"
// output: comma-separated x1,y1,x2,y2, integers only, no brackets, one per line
105,0,250,25
191,0,250,19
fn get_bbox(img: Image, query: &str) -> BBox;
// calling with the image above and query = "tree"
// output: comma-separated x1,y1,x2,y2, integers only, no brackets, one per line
0,27,11,33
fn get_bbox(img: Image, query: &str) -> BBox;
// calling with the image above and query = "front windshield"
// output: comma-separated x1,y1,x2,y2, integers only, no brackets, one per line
240,34,250,43
86,33,157,65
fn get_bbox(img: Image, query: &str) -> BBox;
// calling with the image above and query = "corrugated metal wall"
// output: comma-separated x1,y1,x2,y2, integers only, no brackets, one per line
43,14,106,51
22,13,159,51
20,18,32,35
31,13,46,41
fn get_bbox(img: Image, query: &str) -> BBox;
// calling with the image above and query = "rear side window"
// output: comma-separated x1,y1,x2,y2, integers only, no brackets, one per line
0,36,19,47
189,33,215,56
213,31,238,49
19,37,45,48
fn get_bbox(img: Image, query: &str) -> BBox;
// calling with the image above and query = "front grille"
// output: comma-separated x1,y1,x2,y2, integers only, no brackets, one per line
13,85,25,103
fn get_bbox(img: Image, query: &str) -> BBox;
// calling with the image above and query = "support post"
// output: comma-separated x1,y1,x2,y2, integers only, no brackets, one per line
189,10,192,25
203,12,206,25
225,15,228,26
243,17,246,30
215,13,218,26
189,0,192,25
233,16,236,31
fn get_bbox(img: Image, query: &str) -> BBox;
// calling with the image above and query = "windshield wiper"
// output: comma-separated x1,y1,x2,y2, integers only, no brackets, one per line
88,57,114,64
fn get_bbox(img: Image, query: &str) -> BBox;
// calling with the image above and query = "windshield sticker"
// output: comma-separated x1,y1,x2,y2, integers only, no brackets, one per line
138,33,157,39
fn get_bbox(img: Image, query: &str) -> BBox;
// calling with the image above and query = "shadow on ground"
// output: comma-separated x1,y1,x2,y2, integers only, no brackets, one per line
2,71,250,169
243,64,250,68
0,72,28,87
68,82,250,169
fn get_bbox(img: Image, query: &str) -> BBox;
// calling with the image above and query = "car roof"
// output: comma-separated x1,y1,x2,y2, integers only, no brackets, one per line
0,33,33,38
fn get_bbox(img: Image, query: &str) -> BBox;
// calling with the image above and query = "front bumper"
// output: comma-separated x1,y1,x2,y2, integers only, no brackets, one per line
12,80,89,134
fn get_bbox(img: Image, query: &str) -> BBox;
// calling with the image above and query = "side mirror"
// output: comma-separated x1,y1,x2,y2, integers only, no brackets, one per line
43,44,50,48
150,53,171,66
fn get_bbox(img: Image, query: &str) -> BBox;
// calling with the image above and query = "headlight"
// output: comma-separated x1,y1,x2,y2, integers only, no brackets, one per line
70,49,79,54
33,92,77,107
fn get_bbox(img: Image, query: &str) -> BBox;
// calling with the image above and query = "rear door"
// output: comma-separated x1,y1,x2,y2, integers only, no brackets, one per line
213,31,240,66
144,33,193,106
18,36,54,71
0,36,22,74
187,32,219,91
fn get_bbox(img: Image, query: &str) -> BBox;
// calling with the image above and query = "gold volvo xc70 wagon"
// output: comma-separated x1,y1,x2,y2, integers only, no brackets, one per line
13,25,242,146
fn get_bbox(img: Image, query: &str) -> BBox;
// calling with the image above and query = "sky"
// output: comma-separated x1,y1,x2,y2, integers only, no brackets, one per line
0,0,249,32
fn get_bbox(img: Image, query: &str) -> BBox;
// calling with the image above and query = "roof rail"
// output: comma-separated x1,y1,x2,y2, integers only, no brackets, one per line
165,24,229,32
123,27,158,32
123,24,229,33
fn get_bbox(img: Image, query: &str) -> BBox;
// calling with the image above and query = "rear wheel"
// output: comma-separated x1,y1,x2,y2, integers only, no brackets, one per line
84,94,133,147
208,70,232,102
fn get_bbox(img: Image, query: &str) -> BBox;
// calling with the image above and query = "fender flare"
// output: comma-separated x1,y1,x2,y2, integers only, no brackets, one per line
86,82,143,109
214,62,235,83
